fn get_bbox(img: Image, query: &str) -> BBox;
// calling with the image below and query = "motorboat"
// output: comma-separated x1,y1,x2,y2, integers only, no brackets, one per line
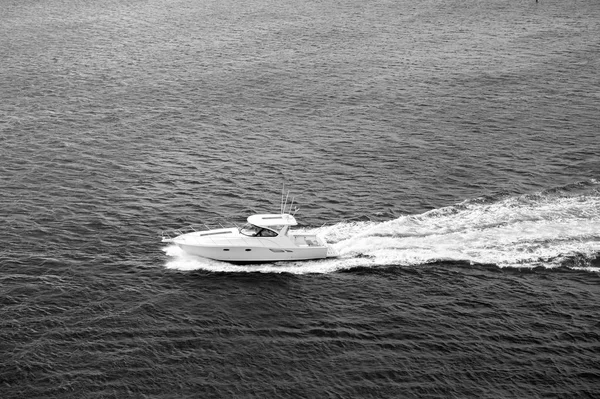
162,213,339,263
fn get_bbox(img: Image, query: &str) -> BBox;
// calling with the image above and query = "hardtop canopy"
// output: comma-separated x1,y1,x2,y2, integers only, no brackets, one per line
247,214,297,227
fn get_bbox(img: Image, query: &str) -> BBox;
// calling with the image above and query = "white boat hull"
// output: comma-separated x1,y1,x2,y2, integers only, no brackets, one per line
176,243,331,263
162,213,339,264
163,226,338,263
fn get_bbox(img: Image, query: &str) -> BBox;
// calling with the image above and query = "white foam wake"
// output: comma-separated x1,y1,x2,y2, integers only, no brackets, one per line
329,193,600,271
163,191,600,274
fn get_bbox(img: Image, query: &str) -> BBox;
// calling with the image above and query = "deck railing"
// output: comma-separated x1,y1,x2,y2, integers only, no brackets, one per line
161,222,240,241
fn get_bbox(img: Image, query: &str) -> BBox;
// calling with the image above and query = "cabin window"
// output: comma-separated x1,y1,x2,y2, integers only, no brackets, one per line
255,228,278,237
240,224,278,237
240,224,260,236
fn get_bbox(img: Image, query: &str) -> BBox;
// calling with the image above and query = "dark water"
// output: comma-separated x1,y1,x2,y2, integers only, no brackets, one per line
1,0,600,397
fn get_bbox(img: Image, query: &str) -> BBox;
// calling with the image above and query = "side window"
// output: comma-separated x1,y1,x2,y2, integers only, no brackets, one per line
258,228,278,237
240,224,259,236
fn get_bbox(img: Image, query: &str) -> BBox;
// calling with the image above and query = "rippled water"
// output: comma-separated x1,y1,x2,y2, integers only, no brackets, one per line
1,0,599,397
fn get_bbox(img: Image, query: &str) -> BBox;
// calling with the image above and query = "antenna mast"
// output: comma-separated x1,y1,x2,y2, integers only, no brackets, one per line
282,191,289,215
280,184,285,214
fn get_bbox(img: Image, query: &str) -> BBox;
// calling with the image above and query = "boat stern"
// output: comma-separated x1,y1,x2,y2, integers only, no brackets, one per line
326,245,339,258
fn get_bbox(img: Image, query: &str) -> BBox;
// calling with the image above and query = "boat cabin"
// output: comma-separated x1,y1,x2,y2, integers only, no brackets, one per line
239,214,297,237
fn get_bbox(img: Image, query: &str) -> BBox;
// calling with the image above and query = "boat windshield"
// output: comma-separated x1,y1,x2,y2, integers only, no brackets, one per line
239,224,278,237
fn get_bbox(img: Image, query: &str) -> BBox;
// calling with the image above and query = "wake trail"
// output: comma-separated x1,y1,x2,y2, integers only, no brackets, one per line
163,186,600,274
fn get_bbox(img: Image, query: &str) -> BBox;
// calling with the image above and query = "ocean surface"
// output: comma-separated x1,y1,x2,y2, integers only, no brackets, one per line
1,0,600,397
